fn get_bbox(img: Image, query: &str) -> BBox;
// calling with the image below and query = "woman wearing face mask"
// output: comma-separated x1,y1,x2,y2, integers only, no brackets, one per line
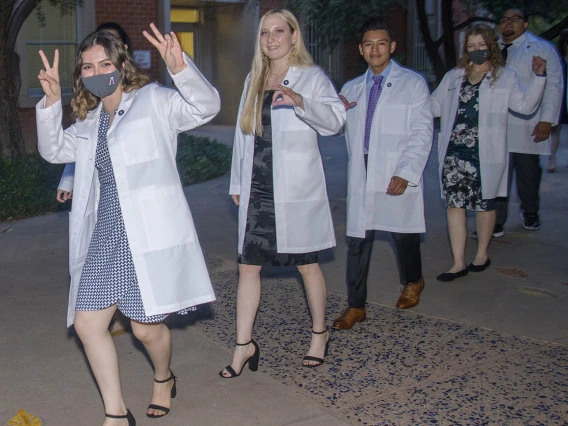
56,23,133,337
220,9,345,378
431,24,547,282
36,25,219,425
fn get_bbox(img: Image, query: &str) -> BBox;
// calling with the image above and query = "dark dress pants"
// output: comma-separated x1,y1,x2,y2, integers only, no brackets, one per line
496,152,542,225
346,230,422,309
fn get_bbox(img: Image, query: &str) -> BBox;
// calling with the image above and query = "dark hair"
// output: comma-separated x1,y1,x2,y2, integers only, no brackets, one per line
500,8,529,23
358,17,395,44
558,29,568,59
96,22,132,53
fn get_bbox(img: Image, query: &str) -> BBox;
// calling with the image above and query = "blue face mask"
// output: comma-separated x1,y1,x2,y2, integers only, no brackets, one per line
468,49,489,65
80,70,121,98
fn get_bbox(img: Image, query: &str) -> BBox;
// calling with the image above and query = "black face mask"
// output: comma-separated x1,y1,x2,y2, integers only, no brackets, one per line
468,49,489,65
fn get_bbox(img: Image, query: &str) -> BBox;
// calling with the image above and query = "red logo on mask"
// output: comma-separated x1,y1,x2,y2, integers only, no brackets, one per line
109,76,115,85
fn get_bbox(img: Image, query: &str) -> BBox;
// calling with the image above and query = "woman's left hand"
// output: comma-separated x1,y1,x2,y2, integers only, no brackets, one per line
143,23,186,75
272,85,304,110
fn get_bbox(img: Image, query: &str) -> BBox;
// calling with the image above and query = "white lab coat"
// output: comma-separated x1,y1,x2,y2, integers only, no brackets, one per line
58,163,74,192
501,32,563,155
339,61,433,237
432,67,546,200
36,55,219,326
230,66,346,254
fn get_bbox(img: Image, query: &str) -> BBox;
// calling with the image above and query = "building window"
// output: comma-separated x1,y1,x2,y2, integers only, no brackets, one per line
25,3,77,97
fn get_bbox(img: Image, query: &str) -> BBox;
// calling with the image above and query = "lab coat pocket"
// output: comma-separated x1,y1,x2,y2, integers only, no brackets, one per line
117,119,159,165
139,188,194,251
283,152,325,201
382,105,409,134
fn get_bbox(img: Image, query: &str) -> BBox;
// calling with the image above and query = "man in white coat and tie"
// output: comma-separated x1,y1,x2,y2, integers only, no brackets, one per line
493,8,563,233
332,17,433,330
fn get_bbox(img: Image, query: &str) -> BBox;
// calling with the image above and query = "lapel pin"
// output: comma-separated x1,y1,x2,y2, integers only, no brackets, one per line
118,110,124,116
283,80,289,85
387,82,392,87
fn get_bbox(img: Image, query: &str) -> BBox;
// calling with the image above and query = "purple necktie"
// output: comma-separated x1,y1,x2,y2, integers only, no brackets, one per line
364,74,384,151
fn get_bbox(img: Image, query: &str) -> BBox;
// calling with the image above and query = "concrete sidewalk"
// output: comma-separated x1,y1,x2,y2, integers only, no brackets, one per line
1,124,567,425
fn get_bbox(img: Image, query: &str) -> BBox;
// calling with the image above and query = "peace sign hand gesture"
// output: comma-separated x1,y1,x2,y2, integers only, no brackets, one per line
37,49,61,107
143,23,186,75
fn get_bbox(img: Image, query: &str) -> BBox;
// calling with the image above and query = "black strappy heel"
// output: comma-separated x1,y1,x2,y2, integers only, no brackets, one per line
303,329,331,368
106,409,135,425
219,339,260,378
146,370,176,419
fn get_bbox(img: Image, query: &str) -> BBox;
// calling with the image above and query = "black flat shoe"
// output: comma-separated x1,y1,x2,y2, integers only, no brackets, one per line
468,259,491,272
302,329,331,368
436,268,469,282
219,339,260,378
146,370,176,419
106,409,135,425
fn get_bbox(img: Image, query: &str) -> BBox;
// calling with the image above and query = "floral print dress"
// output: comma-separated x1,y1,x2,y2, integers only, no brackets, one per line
238,91,318,266
442,76,495,212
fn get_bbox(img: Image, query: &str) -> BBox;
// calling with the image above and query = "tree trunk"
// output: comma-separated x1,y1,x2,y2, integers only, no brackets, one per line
441,0,457,71
0,0,26,159
415,0,447,83
0,0,39,159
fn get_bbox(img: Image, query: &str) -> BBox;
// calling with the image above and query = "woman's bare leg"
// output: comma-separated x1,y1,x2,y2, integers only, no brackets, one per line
473,210,495,265
297,263,328,366
445,207,468,273
220,264,262,377
74,305,129,425
130,321,172,417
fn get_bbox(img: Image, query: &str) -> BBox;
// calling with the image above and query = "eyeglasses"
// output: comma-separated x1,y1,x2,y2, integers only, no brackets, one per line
499,16,523,23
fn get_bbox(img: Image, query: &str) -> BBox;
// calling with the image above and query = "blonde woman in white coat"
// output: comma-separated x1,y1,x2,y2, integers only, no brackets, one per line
37,26,219,425
431,25,547,282
221,9,345,377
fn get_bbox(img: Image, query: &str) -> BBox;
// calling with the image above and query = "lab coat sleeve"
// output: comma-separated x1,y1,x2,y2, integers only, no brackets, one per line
229,78,250,196
294,69,346,136
152,53,221,132
430,72,451,118
508,69,546,115
58,163,76,192
36,97,79,164
393,78,433,186
538,45,563,125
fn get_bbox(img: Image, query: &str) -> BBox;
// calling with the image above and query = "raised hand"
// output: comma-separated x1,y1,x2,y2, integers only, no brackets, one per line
272,84,304,109
532,55,547,76
143,23,186,75
38,49,61,107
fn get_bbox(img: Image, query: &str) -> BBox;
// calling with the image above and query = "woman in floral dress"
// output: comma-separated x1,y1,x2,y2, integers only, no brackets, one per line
431,24,547,281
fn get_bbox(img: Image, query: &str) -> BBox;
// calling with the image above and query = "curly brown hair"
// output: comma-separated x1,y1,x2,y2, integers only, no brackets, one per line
457,24,504,84
71,31,149,121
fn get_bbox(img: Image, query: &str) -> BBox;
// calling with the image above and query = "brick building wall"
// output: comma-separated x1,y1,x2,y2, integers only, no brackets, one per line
19,0,162,152
96,0,161,82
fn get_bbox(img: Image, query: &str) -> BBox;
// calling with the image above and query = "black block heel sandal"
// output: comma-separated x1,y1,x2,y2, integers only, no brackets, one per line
219,339,260,378
146,370,176,419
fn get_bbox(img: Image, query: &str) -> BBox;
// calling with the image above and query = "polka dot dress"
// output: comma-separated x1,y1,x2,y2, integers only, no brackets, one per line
75,111,193,323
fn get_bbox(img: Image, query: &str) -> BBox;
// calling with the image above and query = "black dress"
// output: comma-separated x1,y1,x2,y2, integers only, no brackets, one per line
442,76,496,212
238,91,318,266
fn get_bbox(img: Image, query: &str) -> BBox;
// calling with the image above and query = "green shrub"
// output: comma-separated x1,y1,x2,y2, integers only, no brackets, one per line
0,134,231,222
176,134,232,186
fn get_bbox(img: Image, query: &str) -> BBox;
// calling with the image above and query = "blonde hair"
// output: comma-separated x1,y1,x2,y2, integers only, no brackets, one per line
457,24,504,85
71,31,149,121
240,9,314,136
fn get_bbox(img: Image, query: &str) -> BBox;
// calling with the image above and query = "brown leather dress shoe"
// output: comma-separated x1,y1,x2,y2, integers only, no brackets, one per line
396,277,425,309
332,307,367,330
